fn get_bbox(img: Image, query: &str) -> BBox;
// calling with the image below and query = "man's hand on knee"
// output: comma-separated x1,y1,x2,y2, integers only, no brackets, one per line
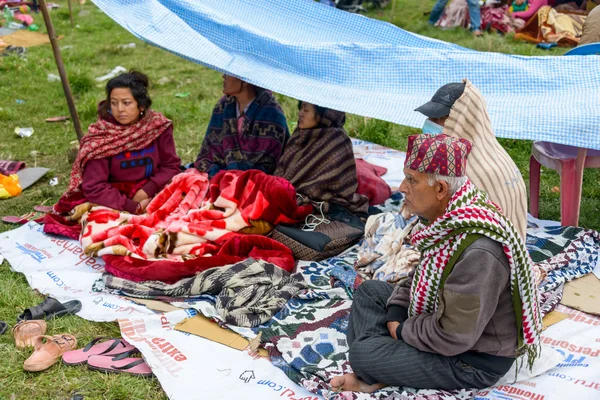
386,321,400,339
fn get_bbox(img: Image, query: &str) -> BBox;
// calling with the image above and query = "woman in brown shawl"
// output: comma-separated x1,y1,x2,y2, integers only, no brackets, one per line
274,101,368,215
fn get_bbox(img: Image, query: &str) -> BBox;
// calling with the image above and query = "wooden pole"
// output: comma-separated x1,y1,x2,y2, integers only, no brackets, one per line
67,0,74,28
39,0,84,141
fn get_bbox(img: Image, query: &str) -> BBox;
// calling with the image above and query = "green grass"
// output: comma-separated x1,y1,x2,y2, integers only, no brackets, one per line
0,1,598,398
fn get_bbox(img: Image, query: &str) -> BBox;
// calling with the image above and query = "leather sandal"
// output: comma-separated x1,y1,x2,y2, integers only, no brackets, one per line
24,334,78,372
17,297,82,322
12,320,47,349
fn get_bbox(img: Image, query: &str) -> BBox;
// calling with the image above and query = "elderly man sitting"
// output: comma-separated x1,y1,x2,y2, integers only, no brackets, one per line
331,134,541,393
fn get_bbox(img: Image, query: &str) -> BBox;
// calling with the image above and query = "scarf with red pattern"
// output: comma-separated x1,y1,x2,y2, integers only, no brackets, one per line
61,110,172,201
410,180,542,369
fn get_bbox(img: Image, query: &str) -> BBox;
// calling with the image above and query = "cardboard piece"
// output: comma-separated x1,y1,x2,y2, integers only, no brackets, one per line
16,168,49,190
125,297,182,313
560,274,600,316
0,30,62,49
542,310,569,330
175,314,268,357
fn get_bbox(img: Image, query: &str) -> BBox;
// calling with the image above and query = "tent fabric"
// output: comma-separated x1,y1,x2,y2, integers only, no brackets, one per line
92,0,600,150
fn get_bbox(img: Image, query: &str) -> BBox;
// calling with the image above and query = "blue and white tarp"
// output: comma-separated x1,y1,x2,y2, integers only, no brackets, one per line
92,0,600,150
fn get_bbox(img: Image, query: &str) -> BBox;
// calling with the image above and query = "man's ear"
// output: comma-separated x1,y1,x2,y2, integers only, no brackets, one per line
437,180,450,200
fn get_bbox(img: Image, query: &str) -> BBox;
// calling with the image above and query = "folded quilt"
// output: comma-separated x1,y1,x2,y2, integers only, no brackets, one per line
103,258,306,328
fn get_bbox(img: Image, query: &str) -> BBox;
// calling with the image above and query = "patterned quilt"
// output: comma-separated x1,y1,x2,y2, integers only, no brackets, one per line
257,224,600,400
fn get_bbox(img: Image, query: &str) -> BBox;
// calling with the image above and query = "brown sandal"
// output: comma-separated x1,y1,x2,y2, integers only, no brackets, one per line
24,334,78,372
12,320,47,349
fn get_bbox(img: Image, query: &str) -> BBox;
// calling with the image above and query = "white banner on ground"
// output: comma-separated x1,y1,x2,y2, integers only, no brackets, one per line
119,310,320,400
0,222,152,321
477,304,600,400
0,222,322,399
3,222,600,400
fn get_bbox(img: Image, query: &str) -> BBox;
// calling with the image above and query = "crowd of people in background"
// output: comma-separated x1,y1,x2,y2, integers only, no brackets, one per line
429,0,597,39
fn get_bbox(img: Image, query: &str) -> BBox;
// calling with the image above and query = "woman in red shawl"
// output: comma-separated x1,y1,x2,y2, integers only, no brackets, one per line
45,71,180,238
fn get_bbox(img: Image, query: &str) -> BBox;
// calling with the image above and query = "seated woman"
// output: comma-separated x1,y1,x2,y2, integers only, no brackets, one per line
194,75,289,178
271,101,368,261
274,101,368,214
48,71,180,235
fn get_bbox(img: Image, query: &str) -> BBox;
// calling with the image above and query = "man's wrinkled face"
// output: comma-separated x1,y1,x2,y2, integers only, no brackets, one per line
399,168,440,220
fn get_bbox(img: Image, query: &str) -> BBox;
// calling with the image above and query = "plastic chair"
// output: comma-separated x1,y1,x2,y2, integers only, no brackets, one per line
530,143,600,226
563,43,600,56
529,43,600,227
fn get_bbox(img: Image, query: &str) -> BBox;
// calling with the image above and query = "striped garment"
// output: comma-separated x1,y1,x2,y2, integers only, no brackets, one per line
102,258,306,328
443,79,528,240
274,109,368,214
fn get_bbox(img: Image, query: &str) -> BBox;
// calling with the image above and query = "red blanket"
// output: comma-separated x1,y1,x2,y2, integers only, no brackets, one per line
80,169,311,261
104,235,294,283
355,158,392,206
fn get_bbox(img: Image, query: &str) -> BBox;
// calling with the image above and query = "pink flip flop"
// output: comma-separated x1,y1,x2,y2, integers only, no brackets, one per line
87,352,153,378
62,337,136,366
34,205,53,213
2,212,45,225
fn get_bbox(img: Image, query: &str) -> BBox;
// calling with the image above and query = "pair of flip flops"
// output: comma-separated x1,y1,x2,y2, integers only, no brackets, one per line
17,296,82,322
63,337,153,378
3,205,53,225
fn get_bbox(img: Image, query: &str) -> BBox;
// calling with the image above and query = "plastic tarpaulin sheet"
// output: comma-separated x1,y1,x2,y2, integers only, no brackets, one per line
91,0,600,150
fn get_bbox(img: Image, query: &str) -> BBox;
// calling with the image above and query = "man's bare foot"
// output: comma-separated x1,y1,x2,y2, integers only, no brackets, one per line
330,373,386,393
473,29,483,36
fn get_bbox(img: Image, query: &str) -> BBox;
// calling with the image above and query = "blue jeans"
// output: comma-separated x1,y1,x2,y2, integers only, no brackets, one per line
428,0,481,31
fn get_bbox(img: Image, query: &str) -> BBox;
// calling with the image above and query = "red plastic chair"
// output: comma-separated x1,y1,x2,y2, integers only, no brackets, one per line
530,142,600,226
529,44,600,227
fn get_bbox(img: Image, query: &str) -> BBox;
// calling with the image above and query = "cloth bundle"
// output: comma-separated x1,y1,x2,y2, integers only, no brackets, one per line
355,211,420,283
103,258,306,328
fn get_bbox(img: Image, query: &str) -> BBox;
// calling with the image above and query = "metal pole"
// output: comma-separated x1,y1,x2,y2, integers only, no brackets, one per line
39,0,84,141
390,0,397,24
67,0,75,28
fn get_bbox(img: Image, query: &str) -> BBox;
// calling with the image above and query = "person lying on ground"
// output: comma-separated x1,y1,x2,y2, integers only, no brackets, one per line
193,75,289,178
428,0,483,36
54,70,180,216
414,80,528,240
274,101,368,215
330,133,542,393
